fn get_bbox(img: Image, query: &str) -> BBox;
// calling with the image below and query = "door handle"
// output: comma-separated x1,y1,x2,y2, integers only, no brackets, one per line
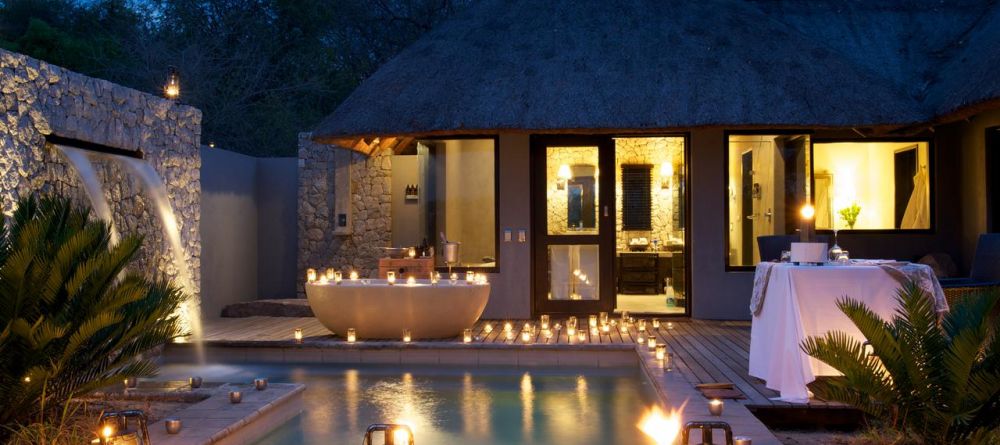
603,206,609,217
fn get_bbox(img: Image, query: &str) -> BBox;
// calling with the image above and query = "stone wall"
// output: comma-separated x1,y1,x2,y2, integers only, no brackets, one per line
0,49,202,314
298,133,391,296
614,137,685,249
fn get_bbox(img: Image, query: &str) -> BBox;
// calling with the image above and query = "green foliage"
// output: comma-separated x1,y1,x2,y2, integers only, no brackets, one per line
0,0,468,157
839,202,862,229
0,195,184,440
802,281,1000,443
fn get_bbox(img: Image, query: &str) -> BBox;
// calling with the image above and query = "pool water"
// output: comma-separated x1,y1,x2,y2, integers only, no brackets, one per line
157,363,659,445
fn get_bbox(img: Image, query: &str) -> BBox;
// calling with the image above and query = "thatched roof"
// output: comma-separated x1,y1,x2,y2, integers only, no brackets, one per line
314,0,1000,151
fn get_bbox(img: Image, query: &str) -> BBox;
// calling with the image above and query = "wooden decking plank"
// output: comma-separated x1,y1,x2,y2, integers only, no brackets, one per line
675,321,773,407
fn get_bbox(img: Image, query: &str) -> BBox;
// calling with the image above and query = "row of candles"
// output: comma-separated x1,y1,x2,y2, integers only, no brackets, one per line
306,268,488,285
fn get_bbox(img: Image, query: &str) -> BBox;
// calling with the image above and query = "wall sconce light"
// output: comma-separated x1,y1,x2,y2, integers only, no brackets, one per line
164,66,180,100
557,164,571,190
660,162,674,189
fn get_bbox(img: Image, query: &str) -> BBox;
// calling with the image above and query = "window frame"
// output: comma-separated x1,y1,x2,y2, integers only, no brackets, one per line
723,130,815,272
809,137,935,235
412,135,501,274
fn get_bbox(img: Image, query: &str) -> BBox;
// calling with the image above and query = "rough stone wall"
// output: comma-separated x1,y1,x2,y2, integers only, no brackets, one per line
0,49,202,308
545,146,600,235
614,137,685,249
298,133,391,296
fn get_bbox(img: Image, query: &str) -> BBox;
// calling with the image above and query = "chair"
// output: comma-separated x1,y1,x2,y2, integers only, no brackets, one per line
756,234,830,263
939,234,1000,305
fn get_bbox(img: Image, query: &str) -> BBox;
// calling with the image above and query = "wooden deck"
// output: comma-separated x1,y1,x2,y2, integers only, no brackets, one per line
195,317,847,409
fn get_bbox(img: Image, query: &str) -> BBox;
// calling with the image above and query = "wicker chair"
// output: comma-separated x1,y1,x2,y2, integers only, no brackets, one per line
756,234,831,262
939,234,1000,306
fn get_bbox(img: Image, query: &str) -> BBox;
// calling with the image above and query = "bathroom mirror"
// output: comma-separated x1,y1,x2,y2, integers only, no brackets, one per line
567,165,596,230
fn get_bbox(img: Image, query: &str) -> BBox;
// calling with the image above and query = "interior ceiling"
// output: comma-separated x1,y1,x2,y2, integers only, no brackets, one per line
329,136,416,156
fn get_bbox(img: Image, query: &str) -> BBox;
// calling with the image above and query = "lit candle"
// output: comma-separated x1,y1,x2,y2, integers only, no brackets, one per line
620,323,629,334
325,268,336,280
431,272,440,284
101,424,115,440
506,330,515,341
294,328,303,343
387,271,396,285
124,377,137,389
403,329,411,343
709,399,724,416
655,343,667,361
254,378,268,391
589,315,598,328
567,316,578,330
599,312,609,326
543,329,553,340
663,352,673,371
636,331,645,345
666,322,675,330
450,272,458,284
334,271,343,284
463,328,473,343
408,247,417,258
590,327,599,336
652,318,660,329
601,324,610,334
638,319,647,332
567,326,577,337
734,436,752,445
306,268,317,282
540,314,550,330
406,275,416,285
484,322,494,334
648,337,657,351
230,391,242,404
504,322,513,333
621,311,630,324
578,331,588,342
317,275,328,284
521,330,532,343
466,271,475,283
349,270,359,281
346,328,356,343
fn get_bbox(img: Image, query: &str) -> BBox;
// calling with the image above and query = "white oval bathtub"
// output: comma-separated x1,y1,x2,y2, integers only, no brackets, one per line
305,280,490,339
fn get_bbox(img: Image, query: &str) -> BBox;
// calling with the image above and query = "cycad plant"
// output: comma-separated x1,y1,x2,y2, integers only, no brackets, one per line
0,195,185,437
802,281,1000,443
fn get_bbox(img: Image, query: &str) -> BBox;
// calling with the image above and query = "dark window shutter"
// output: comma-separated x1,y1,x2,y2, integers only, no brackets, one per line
621,165,652,230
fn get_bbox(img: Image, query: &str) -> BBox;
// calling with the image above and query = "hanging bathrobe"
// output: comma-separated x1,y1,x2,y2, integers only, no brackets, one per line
901,169,930,229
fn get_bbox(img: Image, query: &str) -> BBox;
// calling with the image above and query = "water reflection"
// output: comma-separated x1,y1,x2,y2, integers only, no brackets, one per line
154,364,658,445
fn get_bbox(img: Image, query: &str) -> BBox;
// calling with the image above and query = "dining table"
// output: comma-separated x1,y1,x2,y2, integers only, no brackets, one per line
748,260,946,403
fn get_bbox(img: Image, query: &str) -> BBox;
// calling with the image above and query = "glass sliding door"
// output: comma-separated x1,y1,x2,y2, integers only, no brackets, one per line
613,137,688,315
532,136,615,315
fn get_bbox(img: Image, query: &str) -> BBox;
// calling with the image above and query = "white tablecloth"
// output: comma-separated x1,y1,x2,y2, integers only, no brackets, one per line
748,263,927,403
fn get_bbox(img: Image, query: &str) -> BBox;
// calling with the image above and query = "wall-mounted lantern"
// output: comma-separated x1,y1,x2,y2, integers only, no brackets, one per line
164,66,180,100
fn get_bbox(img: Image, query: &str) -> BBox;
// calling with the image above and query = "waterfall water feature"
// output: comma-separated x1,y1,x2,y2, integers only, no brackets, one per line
55,146,205,364
55,145,119,244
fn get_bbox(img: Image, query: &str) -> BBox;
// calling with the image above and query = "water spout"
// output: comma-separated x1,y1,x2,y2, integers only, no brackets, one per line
55,145,119,244
117,157,205,364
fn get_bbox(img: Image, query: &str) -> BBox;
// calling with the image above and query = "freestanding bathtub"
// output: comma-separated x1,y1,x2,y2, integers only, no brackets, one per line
305,279,490,339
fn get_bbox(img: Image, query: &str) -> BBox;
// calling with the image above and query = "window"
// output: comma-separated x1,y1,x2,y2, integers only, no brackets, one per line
389,138,496,269
726,134,811,267
726,135,932,267
813,141,930,231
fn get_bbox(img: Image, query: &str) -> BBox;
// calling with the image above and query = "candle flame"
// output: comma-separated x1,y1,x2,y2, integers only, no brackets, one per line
637,406,683,445
101,425,115,439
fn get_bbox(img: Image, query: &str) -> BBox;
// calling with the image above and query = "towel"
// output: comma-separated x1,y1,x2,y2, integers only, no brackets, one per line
877,263,949,313
750,262,777,316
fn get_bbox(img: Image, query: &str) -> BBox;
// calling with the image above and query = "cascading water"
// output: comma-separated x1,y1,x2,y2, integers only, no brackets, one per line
55,146,205,364
118,156,205,364
55,145,119,244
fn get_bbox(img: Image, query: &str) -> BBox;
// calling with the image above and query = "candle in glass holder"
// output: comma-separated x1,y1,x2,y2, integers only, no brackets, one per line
655,343,667,361
621,311,630,324
306,268,317,282
734,436,752,445
648,337,657,351
334,271,343,284
567,316,578,330
484,322,494,334
408,247,417,258
638,319,647,332
505,330,515,341
406,276,416,285
566,326,577,337
578,331,588,342
403,329,412,343
521,329,532,343
663,352,673,371
325,268,336,281
386,271,396,285
463,328,473,343
636,331,645,345
294,328,303,343
589,314,598,328
254,378,268,391
543,328,553,340
600,323,610,334
230,391,242,404
466,271,475,283
189,376,203,388
540,314,550,330
599,312,609,326
709,399,724,416
652,318,660,329
666,321,675,330
619,323,629,334
504,322,513,333
317,274,329,285
165,419,182,434
590,327,599,336
349,270,359,281
346,328,356,343
450,272,458,284
431,272,440,284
